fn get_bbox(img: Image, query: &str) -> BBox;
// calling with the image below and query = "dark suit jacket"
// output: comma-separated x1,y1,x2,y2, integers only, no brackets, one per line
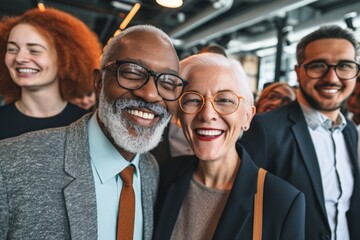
239,100,360,240
154,144,305,240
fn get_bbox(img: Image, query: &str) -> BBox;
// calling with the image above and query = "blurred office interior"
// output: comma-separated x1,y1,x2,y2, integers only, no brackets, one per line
0,0,359,93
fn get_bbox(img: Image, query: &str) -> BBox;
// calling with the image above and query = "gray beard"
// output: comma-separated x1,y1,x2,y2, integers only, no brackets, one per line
98,89,171,154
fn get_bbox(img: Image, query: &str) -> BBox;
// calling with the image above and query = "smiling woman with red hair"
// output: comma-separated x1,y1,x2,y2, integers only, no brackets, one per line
0,8,102,140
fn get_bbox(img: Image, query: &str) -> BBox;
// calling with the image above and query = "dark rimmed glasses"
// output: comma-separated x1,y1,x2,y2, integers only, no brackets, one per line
302,60,360,80
179,91,246,115
103,60,187,101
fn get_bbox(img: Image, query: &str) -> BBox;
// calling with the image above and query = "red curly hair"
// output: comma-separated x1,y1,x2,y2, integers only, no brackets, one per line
0,8,102,103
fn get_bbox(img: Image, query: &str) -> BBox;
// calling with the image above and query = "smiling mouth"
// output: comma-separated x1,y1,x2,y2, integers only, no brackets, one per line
16,68,39,73
196,129,223,136
126,109,155,120
318,88,339,94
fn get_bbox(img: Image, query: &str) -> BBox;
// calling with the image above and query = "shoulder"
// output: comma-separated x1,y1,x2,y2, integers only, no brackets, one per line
264,172,303,198
0,103,17,116
345,117,357,134
0,127,67,173
254,101,298,122
160,155,195,173
159,155,196,183
0,126,66,148
62,103,88,118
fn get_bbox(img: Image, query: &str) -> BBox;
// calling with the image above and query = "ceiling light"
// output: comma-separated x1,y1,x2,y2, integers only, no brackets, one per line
156,0,183,8
119,2,141,29
37,2,46,11
111,1,132,11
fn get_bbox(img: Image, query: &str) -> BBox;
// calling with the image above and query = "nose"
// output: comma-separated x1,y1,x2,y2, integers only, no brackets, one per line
15,49,30,63
323,66,340,83
131,75,163,103
197,98,218,123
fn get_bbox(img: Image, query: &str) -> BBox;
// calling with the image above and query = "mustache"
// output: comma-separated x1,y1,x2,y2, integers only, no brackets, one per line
315,83,343,88
112,98,169,117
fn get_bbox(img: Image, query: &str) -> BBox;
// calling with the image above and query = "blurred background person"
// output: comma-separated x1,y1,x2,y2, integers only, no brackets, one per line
154,53,305,240
256,82,296,113
197,44,227,57
0,8,102,140
70,90,96,112
346,76,360,160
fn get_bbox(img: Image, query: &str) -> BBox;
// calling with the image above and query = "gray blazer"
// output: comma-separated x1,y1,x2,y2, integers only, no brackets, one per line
0,113,159,240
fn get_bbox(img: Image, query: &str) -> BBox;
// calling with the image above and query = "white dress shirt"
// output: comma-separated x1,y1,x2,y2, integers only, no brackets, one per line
301,104,353,240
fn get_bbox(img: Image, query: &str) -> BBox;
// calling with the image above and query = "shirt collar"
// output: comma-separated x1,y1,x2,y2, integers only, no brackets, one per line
299,102,347,132
88,112,140,184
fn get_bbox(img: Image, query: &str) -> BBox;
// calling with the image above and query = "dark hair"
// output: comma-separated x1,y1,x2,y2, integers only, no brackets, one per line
198,44,227,57
296,25,359,64
0,8,102,103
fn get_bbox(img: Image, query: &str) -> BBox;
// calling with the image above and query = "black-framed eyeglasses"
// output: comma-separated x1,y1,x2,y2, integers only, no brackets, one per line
102,60,188,101
302,60,360,80
179,91,246,115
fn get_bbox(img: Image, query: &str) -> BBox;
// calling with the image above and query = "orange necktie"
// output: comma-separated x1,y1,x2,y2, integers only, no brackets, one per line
117,165,135,240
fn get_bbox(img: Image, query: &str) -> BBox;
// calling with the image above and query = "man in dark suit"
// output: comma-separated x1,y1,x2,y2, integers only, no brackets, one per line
240,25,360,240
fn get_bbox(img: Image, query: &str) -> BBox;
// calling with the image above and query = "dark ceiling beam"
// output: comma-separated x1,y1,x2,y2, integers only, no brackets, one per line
178,0,318,49
226,1,360,54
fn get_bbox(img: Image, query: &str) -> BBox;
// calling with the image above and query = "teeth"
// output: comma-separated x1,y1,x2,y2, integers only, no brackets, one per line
196,129,222,136
126,109,155,119
17,68,38,73
320,89,338,94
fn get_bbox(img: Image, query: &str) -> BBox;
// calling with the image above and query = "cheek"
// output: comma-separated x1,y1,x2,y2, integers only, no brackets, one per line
4,54,13,68
102,78,129,101
165,100,177,114
180,115,194,137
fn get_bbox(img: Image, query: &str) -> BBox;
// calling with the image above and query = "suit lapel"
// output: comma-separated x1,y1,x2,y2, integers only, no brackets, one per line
213,146,257,239
343,124,358,169
155,158,196,239
63,114,98,240
139,154,159,240
289,102,327,218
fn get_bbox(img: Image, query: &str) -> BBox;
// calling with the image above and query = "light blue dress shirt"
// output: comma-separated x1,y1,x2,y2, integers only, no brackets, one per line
88,114,143,240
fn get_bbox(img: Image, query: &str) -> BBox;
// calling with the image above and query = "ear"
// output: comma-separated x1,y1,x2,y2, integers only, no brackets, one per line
243,105,256,130
93,69,102,97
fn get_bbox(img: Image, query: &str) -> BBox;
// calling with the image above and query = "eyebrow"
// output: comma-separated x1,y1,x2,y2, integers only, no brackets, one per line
306,58,356,64
122,57,179,75
185,89,234,95
7,41,48,51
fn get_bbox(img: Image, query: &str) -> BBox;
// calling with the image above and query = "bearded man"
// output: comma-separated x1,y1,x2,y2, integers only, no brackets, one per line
0,25,186,240
240,25,360,240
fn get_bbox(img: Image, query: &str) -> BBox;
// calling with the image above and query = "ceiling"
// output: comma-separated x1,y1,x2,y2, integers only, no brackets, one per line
0,0,359,58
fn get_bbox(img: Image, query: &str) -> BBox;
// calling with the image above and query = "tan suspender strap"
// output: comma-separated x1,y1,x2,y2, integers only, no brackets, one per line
253,168,267,240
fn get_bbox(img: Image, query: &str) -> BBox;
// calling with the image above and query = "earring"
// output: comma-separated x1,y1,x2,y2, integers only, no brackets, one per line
243,126,248,131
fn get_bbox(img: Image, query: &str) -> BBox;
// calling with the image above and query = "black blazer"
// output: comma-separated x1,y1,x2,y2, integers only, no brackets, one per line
154,144,305,240
239,100,360,240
